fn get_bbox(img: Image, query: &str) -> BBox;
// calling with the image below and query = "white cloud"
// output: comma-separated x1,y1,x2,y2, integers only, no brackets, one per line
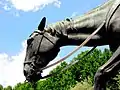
0,41,26,87
71,12,79,17
3,4,11,11
1,0,61,12
0,40,61,87
53,1,61,8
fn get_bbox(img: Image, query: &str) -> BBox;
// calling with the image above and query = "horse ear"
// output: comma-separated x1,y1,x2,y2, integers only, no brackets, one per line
38,17,46,31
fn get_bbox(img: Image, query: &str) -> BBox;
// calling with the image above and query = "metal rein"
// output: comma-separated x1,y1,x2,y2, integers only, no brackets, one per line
31,20,106,80
36,20,105,79
24,0,120,81
40,20,106,72
24,20,106,80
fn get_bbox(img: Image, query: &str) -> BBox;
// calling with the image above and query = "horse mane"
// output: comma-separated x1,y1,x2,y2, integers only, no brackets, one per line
85,0,114,15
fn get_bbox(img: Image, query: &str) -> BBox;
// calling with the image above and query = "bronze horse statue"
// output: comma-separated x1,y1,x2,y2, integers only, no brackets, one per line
23,0,120,89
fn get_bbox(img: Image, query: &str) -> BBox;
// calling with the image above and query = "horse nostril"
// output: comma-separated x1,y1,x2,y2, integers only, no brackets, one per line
24,70,27,76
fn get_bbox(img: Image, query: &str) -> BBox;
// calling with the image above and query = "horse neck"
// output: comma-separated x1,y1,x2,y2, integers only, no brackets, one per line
46,0,114,47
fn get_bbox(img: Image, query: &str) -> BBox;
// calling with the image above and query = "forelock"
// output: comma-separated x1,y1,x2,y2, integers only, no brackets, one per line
29,30,40,38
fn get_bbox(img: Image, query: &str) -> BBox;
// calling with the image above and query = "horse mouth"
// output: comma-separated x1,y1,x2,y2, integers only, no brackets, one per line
24,65,42,83
26,71,42,83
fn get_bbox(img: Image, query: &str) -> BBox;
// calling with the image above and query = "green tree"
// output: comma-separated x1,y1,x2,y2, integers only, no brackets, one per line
0,84,3,90
36,62,77,90
13,82,34,90
70,49,112,84
4,86,12,90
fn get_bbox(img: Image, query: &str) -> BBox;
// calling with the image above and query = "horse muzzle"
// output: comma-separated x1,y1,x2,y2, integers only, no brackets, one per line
24,69,42,83
23,63,42,82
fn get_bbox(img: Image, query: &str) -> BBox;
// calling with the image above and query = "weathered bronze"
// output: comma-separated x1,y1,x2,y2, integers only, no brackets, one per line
23,0,120,89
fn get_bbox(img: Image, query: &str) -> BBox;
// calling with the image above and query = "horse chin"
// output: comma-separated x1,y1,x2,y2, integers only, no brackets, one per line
26,72,42,83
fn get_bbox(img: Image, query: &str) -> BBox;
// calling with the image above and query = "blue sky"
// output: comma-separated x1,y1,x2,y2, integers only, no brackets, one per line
0,0,107,55
0,0,109,87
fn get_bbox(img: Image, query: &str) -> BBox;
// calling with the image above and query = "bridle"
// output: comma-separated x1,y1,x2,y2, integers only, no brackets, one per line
24,0,120,81
24,30,57,78
24,20,105,81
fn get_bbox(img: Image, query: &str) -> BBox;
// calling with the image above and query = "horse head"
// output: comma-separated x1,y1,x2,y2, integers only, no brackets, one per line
23,17,61,83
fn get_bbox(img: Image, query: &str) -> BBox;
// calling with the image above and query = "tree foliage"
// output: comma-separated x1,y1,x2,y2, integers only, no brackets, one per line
0,84,3,90
36,62,77,90
70,49,112,84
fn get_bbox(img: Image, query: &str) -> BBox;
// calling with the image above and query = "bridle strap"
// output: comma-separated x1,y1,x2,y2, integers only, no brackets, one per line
24,30,56,68
35,30,45,55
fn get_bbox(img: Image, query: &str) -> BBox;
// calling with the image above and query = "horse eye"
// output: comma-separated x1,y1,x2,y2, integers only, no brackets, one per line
27,38,34,45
